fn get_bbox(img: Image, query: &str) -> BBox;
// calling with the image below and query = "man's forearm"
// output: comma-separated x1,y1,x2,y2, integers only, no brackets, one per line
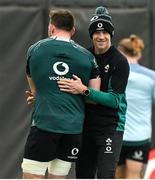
27,76,36,96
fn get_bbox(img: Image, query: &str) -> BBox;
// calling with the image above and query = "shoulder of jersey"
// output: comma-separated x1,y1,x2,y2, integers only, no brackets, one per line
139,65,155,80
107,46,126,63
29,37,52,52
71,40,93,57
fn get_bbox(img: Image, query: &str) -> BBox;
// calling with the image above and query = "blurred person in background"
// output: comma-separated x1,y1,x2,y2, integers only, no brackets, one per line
57,6,129,178
115,34,155,179
22,9,100,179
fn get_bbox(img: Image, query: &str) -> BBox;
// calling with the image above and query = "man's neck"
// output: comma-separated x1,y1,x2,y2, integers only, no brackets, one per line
95,46,111,54
127,56,138,64
50,31,71,42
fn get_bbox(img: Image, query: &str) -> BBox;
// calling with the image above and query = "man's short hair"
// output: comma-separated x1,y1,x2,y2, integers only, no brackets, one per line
49,9,74,31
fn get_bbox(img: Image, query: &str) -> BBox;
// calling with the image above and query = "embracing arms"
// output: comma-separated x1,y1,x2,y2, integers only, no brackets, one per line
57,75,122,109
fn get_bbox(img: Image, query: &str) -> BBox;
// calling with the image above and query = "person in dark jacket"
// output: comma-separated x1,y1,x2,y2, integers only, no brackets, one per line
58,6,129,178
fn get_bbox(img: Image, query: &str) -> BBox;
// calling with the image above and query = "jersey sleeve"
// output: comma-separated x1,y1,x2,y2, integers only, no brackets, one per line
26,44,35,77
151,73,155,104
86,57,129,109
111,57,129,93
87,88,126,109
26,57,31,77
153,84,155,104
90,57,100,79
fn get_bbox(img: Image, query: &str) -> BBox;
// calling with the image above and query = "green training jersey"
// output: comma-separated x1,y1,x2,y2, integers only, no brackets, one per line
26,37,99,134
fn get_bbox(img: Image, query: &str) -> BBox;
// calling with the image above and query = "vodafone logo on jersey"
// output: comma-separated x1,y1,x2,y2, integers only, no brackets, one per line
53,62,69,76
49,61,70,80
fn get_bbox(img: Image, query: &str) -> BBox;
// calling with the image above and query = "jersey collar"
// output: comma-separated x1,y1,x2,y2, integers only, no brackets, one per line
50,36,70,42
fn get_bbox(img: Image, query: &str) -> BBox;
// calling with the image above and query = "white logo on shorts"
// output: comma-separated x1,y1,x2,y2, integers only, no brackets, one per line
132,150,143,160
53,62,69,76
104,138,113,153
71,148,79,156
67,148,79,159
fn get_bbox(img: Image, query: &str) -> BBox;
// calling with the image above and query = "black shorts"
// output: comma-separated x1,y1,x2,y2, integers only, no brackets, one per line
118,142,151,165
24,126,82,162
76,131,123,179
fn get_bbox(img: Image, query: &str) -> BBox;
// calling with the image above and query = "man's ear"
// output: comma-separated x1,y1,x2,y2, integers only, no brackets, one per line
71,27,75,37
48,24,55,37
48,24,52,37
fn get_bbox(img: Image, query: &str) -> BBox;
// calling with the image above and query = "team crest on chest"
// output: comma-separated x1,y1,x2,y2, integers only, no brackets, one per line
104,64,110,72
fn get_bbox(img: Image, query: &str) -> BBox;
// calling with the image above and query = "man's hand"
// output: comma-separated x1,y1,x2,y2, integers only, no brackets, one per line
25,90,35,104
57,75,87,94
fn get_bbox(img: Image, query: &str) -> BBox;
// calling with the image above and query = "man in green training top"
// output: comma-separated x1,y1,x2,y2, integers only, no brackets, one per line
22,9,100,179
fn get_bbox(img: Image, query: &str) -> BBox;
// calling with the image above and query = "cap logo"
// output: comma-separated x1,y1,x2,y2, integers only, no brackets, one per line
90,15,98,21
96,22,104,31
97,23,103,28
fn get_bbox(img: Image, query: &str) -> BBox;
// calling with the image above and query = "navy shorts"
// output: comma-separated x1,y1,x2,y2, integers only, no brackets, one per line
24,126,82,162
118,141,151,165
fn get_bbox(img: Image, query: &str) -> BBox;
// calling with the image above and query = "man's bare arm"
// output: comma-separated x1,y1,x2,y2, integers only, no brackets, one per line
27,76,36,96
26,76,36,104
